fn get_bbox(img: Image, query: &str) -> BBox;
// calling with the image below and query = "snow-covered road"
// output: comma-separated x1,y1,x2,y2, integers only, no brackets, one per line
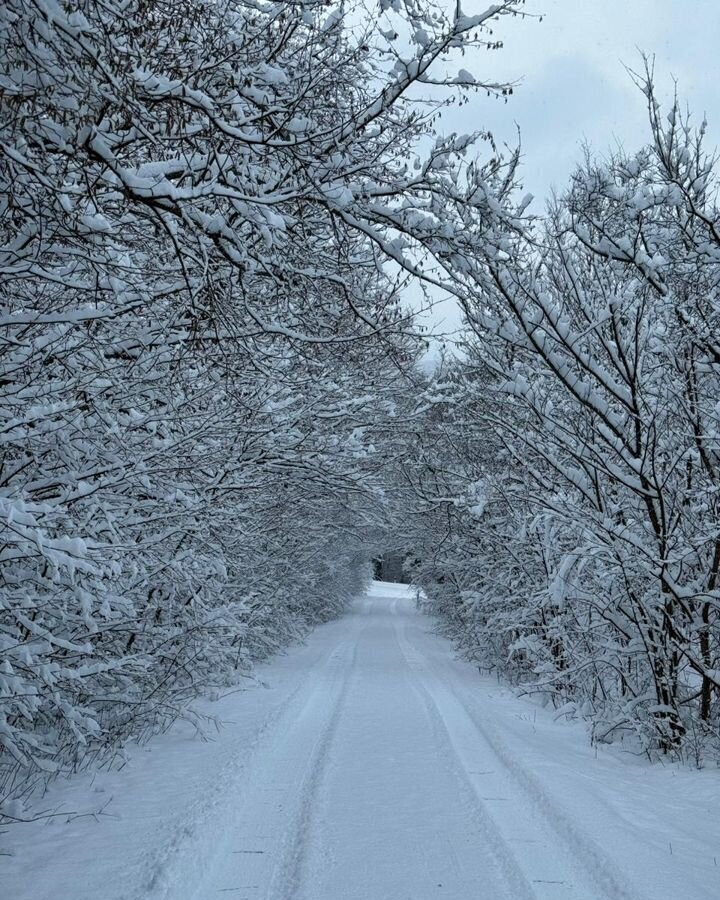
6,582,719,900
189,587,636,900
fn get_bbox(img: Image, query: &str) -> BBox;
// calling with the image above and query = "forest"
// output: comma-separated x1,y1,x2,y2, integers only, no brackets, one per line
1,0,719,827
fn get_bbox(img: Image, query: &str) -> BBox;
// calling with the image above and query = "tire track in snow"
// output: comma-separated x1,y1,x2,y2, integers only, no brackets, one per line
396,610,649,900
135,615,366,900
267,638,360,900
191,623,365,900
390,613,539,900
440,666,650,900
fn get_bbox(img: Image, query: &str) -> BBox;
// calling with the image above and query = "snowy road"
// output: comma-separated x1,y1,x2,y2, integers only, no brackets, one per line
191,588,633,900
6,582,719,900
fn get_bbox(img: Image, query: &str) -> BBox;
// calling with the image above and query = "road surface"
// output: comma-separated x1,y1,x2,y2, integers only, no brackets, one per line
177,583,646,900
9,582,718,900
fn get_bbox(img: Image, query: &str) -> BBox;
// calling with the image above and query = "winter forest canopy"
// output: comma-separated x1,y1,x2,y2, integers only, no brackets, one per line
2,0,720,823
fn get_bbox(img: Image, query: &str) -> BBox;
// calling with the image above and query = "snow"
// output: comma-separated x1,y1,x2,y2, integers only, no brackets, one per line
455,69,476,85
4,582,719,900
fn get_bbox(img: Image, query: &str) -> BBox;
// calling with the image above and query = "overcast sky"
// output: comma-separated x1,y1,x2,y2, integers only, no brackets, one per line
449,0,720,200
417,0,720,340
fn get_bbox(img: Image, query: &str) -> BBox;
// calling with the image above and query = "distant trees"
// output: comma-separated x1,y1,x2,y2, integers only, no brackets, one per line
0,0,524,817
405,72,720,760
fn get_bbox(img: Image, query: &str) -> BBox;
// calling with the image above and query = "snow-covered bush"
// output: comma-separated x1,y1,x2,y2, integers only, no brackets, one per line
0,0,523,817
405,74,720,760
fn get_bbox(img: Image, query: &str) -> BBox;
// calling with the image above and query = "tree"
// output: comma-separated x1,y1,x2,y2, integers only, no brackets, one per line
404,71,720,759
0,0,525,817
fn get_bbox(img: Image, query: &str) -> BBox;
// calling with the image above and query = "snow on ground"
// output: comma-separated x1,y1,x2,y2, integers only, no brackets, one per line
4,581,719,900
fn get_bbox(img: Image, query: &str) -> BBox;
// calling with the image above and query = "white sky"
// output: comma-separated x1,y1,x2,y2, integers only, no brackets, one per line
415,0,720,340
449,0,720,199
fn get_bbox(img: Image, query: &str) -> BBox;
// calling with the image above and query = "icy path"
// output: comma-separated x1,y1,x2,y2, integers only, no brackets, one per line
6,583,720,900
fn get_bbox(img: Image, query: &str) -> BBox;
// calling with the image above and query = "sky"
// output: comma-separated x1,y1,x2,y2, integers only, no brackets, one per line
446,0,720,200
417,0,720,340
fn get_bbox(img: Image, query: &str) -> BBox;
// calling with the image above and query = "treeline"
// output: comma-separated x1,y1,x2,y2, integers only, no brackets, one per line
404,74,720,760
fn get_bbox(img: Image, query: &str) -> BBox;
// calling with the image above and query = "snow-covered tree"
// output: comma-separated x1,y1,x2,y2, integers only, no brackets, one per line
0,0,524,817
405,72,720,759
